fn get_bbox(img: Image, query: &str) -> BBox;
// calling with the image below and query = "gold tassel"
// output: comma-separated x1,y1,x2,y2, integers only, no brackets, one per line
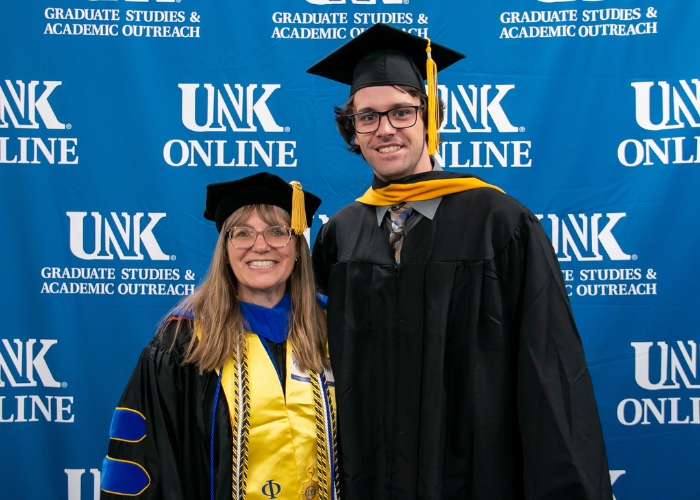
425,38,439,157
289,181,308,234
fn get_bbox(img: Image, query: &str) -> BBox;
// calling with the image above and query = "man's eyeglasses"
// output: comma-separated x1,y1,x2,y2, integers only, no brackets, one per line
226,226,293,249
348,106,422,134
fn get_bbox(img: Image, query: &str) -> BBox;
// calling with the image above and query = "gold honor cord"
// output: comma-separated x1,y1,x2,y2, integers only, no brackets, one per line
325,373,340,499
356,177,505,206
309,371,339,500
231,343,250,500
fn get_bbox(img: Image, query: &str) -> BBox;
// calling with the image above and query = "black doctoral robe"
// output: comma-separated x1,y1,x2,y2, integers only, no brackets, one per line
312,171,612,499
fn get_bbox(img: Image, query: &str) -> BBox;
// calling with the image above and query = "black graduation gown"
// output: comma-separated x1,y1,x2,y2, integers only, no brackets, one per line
312,171,612,499
100,320,234,500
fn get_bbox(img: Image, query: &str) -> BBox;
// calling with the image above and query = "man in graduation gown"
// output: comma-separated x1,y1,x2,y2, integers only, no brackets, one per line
308,23,612,499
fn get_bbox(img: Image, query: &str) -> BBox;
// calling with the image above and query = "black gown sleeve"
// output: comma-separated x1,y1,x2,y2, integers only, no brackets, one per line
312,220,336,295
508,215,612,499
99,320,217,499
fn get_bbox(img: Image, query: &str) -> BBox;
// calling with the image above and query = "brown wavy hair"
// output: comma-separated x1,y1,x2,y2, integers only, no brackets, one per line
162,204,328,374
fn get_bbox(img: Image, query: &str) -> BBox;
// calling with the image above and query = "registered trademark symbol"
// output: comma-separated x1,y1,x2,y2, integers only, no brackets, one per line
170,255,176,261
404,0,409,4
62,382,67,388
284,126,291,133
632,254,638,260
519,126,525,132
66,123,72,130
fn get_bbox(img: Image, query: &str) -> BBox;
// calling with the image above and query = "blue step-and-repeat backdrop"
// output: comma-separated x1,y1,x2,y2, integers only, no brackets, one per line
1,1,699,498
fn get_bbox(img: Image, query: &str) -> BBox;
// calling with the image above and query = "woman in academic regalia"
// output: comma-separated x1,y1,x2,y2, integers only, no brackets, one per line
99,173,338,500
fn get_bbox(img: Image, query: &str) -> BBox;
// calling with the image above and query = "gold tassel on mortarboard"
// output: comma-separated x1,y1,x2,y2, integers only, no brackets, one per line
425,38,439,157
289,181,308,235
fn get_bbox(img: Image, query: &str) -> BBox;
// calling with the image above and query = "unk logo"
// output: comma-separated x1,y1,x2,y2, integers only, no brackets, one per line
632,79,700,131
632,341,700,390
66,469,100,500
179,83,284,133
67,211,170,261
536,213,631,262
0,339,61,388
0,80,66,130
306,0,402,4
439,84,519,134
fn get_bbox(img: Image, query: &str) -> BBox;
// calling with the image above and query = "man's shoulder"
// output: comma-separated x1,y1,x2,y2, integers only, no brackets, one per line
438,186,541,247
443,182,531,217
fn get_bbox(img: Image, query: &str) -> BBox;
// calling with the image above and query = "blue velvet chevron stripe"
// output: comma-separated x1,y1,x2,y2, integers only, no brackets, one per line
109,408,146,442
101,457,150,495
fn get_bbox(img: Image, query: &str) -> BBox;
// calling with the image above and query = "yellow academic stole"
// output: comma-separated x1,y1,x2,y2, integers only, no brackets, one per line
356,176,504,206
220,334,338,500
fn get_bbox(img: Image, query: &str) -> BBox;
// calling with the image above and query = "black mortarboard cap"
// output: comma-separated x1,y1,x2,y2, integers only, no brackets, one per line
204,172,322,234
307,23,465,156
306,23,465,95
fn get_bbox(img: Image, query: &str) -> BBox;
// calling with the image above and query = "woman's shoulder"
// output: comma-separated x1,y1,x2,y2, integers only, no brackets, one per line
149,316,195,363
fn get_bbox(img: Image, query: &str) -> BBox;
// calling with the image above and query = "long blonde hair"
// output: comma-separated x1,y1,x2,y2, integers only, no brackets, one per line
162,204,328,373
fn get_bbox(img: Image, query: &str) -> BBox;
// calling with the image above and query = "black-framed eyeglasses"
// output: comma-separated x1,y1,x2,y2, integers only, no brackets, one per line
226,225,293,249
348,106,422,134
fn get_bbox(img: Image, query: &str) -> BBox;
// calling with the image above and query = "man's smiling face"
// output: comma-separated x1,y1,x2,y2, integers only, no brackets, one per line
352,85,433,182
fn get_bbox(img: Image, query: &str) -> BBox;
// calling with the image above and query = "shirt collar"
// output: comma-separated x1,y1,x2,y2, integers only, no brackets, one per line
375,197,441,226
374,164,443,225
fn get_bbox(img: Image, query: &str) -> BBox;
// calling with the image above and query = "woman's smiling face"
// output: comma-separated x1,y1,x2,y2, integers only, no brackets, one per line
226,207,297,307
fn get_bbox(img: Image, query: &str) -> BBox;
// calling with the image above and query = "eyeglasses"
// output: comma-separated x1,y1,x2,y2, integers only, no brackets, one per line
226,226,293,249
348,106,422,134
